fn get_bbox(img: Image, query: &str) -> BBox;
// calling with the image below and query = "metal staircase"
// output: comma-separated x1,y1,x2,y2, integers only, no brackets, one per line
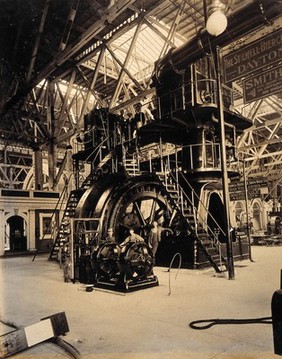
123,146,141,176
124,156,141,176
156,164,227,273
49,138,115,262
121,146,226,272
116,140,227,273
49,189,84,261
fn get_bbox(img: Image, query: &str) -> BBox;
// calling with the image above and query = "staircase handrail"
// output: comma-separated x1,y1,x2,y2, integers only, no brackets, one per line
83,137,108,165
82,125,122,167
167,169,224,264
78,137,113,189
161,160,226,246
149,139,226,240
159,161,226,272
159,141,226,238
121,136,141,173
178,170,226,237
48,173,75,250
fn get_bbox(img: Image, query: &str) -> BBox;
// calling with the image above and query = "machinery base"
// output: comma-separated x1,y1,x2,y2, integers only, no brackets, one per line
95,275,159,292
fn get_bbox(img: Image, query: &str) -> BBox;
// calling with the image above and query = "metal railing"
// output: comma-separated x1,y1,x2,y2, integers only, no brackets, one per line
159,78,234,118
159,153,226,248
182,143,221,170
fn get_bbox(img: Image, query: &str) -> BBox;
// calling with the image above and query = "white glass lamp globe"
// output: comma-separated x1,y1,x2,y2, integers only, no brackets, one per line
206,10,228,36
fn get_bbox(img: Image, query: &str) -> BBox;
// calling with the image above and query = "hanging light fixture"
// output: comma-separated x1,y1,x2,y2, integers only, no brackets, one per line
206,0,228,36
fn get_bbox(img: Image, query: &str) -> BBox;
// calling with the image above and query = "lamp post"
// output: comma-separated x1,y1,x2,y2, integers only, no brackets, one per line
204,1,234,278
205,0,234,278
215,45,235,280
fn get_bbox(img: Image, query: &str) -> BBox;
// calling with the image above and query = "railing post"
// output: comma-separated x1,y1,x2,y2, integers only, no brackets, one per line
243,159,253,262
159,136,164,174
190,145,193,170
69,217,74,281
180,190,184,214
133,153,136,176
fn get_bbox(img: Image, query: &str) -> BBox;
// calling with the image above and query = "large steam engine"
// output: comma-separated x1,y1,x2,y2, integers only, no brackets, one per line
49,0,280,290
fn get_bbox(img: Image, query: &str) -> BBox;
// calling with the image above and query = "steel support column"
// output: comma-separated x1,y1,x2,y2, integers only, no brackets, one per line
33,148,44,190
47,82,58,190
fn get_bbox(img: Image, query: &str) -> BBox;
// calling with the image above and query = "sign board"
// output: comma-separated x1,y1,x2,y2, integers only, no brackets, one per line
229,178,268,201
223,29,282,83
229,181,245,201
243,64,282,103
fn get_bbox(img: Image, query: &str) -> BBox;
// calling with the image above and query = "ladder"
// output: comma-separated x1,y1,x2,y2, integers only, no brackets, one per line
156,166,227,273
124,157,141,176
49,189,84,260
123,148,141,176
50,143,115,262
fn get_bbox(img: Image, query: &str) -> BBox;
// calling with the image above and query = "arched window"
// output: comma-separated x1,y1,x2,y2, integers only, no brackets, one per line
235,202,244,226
6,215,27,251
252,202,262,231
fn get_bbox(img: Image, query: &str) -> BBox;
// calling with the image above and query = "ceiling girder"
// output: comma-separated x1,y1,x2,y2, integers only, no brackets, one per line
26,0,51,82
106,44,143,92
37,0,137,81
109,18,144,108
59,0,81,51
57,70,77,123
56,83,75,136
77,46,107,127
1,0,281,189
158,0,187,62
76,0,173,68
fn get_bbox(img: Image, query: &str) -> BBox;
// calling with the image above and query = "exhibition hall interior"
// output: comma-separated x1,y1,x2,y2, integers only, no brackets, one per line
0,0,281,358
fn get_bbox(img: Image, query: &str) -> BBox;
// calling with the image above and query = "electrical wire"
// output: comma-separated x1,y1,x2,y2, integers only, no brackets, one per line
51,337,81,359
168,252,182,296
189,316,272,330
0,319,18,330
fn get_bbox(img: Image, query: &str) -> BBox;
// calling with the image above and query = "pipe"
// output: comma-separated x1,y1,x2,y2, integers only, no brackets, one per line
154,0,281,84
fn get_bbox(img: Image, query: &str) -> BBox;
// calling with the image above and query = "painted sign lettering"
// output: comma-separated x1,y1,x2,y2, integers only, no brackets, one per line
223,29,282,83
243,65,282,103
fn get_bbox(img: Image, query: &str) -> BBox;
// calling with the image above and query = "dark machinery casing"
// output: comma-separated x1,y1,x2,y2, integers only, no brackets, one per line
272,289,282,355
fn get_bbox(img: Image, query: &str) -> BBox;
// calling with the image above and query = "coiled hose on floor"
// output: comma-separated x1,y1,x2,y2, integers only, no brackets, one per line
189,316,272,330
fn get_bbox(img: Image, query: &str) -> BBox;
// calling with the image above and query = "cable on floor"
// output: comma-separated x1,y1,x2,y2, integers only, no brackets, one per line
168,252,182,296
0,319,18,330
189,316,272,330
51,337,81,359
